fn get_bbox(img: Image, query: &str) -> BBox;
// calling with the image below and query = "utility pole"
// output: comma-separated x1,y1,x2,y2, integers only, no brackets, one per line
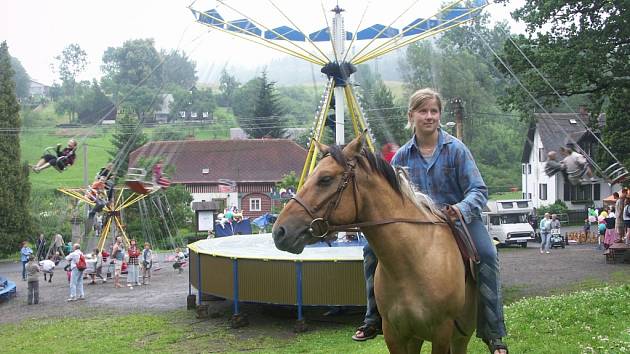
451,97,464,140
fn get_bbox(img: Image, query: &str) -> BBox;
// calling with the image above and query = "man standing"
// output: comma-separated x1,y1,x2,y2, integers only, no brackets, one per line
615,189,627,242
539,213,552,254
65,244,85,301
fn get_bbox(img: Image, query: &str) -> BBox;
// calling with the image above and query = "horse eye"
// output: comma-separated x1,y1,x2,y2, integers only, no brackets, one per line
318,176,334,186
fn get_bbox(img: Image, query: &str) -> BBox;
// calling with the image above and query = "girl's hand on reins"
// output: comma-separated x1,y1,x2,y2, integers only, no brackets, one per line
443,205,460,221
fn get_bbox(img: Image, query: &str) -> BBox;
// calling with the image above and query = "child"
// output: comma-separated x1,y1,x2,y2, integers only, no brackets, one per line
127,240,140,288
173,248,186,274
141,242,153,285
26,255,40,305
31,139,77,173
40,255,56,283
583,219,591,238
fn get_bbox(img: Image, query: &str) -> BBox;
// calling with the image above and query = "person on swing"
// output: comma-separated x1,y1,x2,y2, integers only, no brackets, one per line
353,88,508,354
31,139,77,173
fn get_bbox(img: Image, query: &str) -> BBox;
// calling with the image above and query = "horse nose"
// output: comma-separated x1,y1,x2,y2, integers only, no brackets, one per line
272,225,286,240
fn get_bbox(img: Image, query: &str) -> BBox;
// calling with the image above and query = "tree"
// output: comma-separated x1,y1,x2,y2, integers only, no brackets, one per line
218,68,240,107
108,114,148,176
355,65,407,147
237,70,288,138
76,79,115,124
496,0,630,179
161,50,197,90
0,41,33,255
53,44,88,122
101,39,163,120
10,56,30,99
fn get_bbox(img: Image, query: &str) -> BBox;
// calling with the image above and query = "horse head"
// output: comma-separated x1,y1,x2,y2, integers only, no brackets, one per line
272,132,376,254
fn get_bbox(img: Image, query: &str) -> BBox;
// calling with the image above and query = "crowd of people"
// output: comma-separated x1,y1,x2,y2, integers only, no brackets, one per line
17,234,187,304
589,188,630,249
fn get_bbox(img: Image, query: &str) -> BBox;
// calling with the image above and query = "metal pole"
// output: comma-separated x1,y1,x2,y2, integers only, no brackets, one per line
232,258,239,315
296,262,303,321
451,97,464,140
333,5,346,145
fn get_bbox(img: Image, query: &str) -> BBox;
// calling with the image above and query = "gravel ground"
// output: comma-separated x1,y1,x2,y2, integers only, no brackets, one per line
0,242,628,326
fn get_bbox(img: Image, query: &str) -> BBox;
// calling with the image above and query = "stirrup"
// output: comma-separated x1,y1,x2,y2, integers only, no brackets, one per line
484,338,509,354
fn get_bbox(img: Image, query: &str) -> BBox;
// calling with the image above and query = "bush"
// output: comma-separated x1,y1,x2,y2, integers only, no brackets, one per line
537,200,568,216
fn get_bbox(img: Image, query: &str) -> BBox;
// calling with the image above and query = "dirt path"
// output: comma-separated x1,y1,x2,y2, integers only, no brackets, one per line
0,243,628,325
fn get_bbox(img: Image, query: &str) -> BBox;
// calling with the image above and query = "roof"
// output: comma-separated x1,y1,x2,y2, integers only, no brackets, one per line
129,139,307,184
521,113,589,163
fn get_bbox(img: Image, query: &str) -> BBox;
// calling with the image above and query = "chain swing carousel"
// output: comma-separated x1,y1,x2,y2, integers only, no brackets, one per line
186,0,487,329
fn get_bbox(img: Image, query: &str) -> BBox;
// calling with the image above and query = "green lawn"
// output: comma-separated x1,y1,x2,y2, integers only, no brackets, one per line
1,285,628,353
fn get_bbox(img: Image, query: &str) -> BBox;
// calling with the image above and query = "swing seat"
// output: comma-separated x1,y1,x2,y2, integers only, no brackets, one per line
125,168,153,194
125,180,153,195
602,162,629,185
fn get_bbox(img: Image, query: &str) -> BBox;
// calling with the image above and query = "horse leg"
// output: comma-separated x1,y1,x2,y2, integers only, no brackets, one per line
431,320,455,354
382,320,424,354
450,335,472,354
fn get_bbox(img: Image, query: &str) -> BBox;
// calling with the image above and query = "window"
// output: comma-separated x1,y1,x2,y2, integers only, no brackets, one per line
539,148,546,162
490,216,501,226
522,192,527,199
516,201,529,208
539,184,548,200
528,193,532,199
528,164,532,174
250,198,261,211
594,184,601,200
565,184,593,202
500,202,514,209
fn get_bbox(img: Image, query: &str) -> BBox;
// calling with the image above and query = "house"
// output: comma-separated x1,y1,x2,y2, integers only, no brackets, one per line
28,80,50,97
129,139,307,219
154,94,174,123
521,112,615,210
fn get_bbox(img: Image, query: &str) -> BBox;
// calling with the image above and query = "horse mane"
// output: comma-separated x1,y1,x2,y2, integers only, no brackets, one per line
325,145,443,219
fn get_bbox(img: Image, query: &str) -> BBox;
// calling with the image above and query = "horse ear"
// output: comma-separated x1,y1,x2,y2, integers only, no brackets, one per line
343,129,367,158
313,139,330,155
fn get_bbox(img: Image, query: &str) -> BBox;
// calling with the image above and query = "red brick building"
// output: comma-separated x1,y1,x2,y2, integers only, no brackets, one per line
129,139,306,219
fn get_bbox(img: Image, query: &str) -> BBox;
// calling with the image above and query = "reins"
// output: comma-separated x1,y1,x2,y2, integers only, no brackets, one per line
290,154,447,238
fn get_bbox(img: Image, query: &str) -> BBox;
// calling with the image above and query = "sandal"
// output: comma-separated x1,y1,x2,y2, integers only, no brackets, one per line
484,338,509,354
351,324,380,341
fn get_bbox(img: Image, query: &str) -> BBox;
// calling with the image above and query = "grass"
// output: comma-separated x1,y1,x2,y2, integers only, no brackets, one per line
489,191,523,201
2,285,629,353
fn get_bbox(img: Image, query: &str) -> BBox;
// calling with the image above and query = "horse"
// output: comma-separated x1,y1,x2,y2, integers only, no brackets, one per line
272,133,477,354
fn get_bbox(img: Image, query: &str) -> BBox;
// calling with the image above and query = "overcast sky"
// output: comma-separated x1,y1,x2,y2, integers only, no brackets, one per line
1,0,525,85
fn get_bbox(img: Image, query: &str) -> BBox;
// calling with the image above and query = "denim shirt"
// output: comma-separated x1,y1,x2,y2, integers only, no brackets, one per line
391,129,488,223
20,247,32,262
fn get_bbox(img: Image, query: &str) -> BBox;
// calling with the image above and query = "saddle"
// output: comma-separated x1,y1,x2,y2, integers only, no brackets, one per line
440,208,480,279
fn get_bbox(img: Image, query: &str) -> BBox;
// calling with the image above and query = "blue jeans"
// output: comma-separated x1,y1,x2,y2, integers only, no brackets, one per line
70,268,84,299
22,261,28,280
127,264,139,285
362,217,507,340
540,232,551,251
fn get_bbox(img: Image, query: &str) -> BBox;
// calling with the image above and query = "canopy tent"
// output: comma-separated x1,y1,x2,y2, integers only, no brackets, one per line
356,24,399,40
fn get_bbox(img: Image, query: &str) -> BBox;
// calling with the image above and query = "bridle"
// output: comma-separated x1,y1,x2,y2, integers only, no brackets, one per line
290,154,447,238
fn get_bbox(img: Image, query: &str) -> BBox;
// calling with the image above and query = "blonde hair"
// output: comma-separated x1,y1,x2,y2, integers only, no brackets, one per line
405,88,442,130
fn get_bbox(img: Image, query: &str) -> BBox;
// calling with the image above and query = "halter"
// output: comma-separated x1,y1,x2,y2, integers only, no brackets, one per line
290,154,447,238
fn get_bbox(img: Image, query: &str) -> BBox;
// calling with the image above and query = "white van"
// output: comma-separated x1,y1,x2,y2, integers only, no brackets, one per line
482,199,535,248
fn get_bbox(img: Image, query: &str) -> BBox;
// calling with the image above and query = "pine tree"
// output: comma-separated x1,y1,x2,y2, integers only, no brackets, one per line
239,70,287,138
0,41,33,255
108,113,148,176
